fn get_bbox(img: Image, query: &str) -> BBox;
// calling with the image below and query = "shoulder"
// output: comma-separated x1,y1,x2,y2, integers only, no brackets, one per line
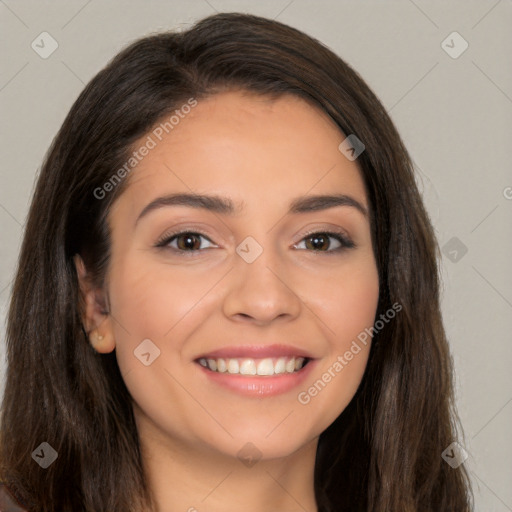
0,483,29,512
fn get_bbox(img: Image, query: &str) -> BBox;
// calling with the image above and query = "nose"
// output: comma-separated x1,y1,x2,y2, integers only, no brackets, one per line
222,241,302,326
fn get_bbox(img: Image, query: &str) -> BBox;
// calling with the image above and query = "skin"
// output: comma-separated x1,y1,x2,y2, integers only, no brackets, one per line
76,90,380,512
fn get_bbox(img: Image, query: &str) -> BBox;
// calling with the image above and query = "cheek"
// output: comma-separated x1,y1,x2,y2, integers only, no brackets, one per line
309,256,380,351
106,250,232,382
295,258,379,424
108,254,216,337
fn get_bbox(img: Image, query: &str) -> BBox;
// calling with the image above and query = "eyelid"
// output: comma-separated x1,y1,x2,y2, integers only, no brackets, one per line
292,228,355,252
154,221,220,244
154,229,217,250
296,226,352,243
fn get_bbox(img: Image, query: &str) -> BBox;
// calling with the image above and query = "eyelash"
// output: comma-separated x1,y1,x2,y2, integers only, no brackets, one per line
154,229,356,255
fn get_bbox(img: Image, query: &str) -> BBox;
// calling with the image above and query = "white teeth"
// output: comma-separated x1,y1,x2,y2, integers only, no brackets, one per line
274,357,286,374
217,358,227,373
198,356,308,375
227,359,240,374
257,358,274,376
285,358,295,373
240,359,257,375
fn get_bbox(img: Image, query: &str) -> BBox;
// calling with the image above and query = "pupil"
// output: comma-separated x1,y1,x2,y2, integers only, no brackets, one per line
179,234,199,250
308,234,328,250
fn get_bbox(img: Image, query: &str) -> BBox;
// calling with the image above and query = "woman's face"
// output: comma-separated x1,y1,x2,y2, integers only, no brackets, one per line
100,90,379,460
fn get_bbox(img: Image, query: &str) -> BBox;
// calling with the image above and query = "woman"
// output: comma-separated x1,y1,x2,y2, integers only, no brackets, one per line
0,12,472,512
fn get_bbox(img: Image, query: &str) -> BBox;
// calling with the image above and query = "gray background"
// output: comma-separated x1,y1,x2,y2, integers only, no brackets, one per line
1,1,511,509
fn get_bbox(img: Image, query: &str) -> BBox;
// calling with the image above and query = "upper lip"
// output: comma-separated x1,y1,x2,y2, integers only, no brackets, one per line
195,344,315,360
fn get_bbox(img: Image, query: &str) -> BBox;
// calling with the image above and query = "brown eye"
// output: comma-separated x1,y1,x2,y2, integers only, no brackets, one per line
294,231,355,253
304,233,331,251
175,233,202,251
156,231,216,252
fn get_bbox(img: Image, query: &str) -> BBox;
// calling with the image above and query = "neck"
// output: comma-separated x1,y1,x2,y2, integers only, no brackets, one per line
136,411,319,512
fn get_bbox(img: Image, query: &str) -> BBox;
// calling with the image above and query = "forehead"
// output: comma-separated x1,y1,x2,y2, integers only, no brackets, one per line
112,90,368,217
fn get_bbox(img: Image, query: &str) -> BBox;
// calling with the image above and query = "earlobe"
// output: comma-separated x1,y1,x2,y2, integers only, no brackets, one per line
89,325,116,354
73,254,116,353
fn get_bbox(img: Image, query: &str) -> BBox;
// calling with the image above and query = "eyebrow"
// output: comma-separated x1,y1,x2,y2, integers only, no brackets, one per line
135,192,368,225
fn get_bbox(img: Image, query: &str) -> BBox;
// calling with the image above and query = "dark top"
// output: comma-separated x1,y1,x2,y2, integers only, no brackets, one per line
0,483,29,512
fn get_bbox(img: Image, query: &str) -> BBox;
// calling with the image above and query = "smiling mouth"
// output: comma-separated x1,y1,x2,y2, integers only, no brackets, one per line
196,356,310,376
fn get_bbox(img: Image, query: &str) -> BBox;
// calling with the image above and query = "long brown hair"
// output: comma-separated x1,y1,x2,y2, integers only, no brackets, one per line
0,12,473,511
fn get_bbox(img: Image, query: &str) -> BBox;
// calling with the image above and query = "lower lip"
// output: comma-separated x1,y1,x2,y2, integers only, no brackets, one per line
196,359,317,397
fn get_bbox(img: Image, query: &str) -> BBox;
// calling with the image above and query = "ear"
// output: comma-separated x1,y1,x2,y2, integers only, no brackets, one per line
74,254,116,354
